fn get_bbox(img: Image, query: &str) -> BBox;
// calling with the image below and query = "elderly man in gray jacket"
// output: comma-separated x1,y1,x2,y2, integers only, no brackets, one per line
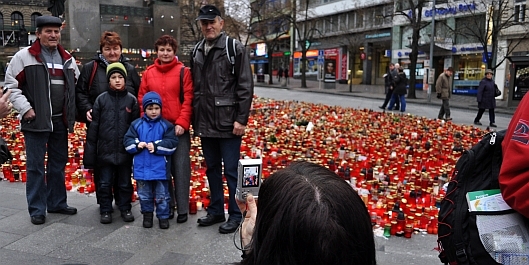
5,16,79,225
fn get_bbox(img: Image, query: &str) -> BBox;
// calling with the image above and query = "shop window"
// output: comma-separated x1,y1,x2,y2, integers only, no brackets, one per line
454,55,484,81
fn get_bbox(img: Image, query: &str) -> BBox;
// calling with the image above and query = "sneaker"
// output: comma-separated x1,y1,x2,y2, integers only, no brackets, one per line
100,212,112,224
490,123,497,127
445,117,453,121
474,121,482,125
121,210,134,222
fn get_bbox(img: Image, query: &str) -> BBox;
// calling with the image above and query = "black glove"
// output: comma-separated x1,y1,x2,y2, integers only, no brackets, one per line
436,93,441,99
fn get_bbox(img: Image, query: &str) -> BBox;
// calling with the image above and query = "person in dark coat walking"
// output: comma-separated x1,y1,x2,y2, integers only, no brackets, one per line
387,67,408,112
379,63,399,110
277,67,283,82
474,69,497,127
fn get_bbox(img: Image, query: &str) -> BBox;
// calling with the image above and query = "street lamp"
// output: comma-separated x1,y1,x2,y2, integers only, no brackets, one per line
428,0,436,103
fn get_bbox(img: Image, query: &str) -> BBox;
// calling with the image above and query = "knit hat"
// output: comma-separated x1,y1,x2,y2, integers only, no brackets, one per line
142,91,162,110
106,62,127,81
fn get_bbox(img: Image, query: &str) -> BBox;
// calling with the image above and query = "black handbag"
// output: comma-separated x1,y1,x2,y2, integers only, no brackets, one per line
0,137,12,164
494,84,502,97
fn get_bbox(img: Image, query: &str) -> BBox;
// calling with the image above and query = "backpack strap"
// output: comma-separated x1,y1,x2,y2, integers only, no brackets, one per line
179,66,186,104
88,61,98,92
226,37,236,74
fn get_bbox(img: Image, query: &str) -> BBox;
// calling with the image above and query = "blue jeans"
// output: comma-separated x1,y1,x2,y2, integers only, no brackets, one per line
388,94,406,112
98,164,133,214
137,180,170,219
200,137,242,222
24,120,69,217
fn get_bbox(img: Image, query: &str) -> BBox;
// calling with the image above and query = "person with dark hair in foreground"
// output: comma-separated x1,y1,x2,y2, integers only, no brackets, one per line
235,161,377,265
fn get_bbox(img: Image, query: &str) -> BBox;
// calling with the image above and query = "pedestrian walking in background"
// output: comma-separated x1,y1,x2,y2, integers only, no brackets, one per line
83,63,139,224
436,67,453,121
379,63,399,110
387,66,408,112
284,67,289,84
277,67,283,82
474,69,497,127
5,16,79,225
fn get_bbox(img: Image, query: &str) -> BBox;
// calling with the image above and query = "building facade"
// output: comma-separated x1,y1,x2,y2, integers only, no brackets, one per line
0,0,180,78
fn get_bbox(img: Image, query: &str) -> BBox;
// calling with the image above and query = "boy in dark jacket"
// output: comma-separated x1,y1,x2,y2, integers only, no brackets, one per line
84,62,140,224
124,91,178,229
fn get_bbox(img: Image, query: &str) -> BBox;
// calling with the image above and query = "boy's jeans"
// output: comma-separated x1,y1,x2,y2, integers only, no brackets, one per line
137,180,170,219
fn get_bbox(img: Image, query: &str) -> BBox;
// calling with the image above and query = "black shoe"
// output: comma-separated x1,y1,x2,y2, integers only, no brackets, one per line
177,213,188,223
159,219,170,229
197,214,226,226
48,206,77,215
490,123,497,127
100,212,112,224
378,106,385,109
31,215,45,225
121,210,134,222
445,117,453,121
219,219,240,234
169,207,175,220
143,212,153,228
474,121,482,125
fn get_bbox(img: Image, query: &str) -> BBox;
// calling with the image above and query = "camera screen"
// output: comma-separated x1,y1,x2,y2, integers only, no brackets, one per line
242,165,260,188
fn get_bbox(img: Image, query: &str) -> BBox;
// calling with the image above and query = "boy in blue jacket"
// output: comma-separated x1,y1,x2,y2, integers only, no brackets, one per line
124,91,178,229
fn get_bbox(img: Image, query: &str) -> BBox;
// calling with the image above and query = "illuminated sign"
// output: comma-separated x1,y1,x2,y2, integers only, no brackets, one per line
256,43,267,56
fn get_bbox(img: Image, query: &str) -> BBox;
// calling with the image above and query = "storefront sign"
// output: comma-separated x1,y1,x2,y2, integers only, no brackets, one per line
293,50,319,58
365,32,390,39
423,3,476,17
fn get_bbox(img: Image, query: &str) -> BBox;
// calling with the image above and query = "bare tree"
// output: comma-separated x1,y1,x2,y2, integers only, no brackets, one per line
248,0,291,84
291,0,326,88
449,0,529,70
179,0,248,61
394,0,431,99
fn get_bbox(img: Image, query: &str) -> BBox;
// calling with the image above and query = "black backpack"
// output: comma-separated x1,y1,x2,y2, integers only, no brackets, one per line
437,130,517,265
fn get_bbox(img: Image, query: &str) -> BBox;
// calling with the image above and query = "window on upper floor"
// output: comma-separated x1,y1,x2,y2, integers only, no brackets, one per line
515,0,526,22
339,13,348,31
11,12,24,29
31,13,42,29
0,12,3,30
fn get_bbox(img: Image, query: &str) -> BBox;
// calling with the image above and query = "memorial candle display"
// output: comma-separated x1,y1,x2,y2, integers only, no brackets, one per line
0,96,491,236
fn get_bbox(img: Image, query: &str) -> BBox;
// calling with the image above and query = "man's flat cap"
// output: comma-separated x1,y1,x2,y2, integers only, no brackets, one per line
36,16,63,28
196,5,221,20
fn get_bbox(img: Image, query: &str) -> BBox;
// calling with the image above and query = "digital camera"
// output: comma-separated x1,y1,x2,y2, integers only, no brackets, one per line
236,158,262,201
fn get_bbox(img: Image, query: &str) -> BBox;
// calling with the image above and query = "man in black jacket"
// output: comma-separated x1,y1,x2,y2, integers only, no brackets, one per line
379,63,400,110
191,5,254,234
6,16,79,225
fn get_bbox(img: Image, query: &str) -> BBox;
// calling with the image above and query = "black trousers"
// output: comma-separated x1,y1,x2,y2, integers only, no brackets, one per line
381,86,399,108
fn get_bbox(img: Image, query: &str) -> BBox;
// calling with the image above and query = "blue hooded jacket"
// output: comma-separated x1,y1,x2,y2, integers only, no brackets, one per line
123,92,178,180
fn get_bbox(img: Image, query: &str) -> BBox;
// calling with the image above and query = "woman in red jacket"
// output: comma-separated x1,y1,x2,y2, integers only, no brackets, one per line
138,35,194,223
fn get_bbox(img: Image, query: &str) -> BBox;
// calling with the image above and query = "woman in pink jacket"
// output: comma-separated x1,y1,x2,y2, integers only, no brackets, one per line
138,35,193,223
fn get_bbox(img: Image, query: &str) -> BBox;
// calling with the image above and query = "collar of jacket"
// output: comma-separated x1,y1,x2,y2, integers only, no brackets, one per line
106,88,129,97
92,53,131,66
199,32,227,52
28,39,72,63
141,114,161,123
153,57,180,73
